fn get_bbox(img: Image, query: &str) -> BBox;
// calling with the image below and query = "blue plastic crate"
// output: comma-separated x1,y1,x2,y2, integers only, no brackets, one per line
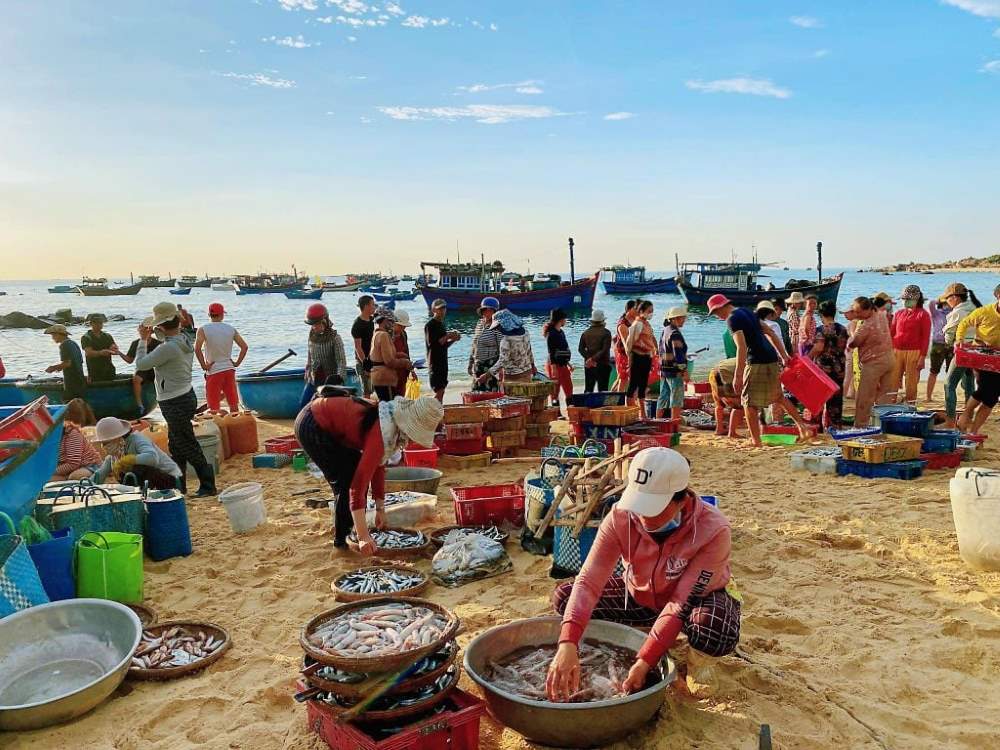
879,412,935,438
835,458,926,480
922,429,962,454
568,391,627,409
828,427,882,441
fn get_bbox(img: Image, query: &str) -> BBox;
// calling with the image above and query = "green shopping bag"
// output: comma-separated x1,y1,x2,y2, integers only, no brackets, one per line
75,532,144,604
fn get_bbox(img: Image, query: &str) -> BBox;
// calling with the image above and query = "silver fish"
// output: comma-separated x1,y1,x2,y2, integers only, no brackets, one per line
307,603,450,658
337,567,424,594
349,529,427,550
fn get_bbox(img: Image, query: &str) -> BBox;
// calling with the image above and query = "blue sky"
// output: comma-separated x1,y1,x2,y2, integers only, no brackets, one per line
1,0,999,279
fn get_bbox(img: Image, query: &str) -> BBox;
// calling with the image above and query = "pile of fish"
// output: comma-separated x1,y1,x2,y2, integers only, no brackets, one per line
307,641,455,685
307,602,451,658
366,491,428,509
131,626,224,670
431,528,512,588
486,640,637,703
316,670,456,712
434,525,505,543
349,528,427,550
336,567,425,595
795,447,842,457
682,409,716,428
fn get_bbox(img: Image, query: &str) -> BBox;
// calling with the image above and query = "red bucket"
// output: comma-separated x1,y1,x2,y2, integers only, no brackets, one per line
404,445,440,468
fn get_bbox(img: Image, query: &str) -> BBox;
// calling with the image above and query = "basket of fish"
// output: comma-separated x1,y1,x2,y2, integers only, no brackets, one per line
430,525,509,548
128,621,231,681
301,640,458,700
303,666,461,722
346,527,431,559
300,597,460,673
332,565,430,602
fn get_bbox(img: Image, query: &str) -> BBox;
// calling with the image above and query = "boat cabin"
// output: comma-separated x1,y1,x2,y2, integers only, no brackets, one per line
677,262,762,293
601,266,647,284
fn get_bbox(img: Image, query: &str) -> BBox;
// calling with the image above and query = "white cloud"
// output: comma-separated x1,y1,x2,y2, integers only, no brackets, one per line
325,111,335,115
456,79,543,94
981,59,1000,73
685,77,792,99
814,48,830,58
262,34,317,48
471,20,484,29
790,15,823,28
360,116,373,123
384,2,405,15
377,104,574,124
431,17,450,26
278,0,317,9
221,72,296,89
347,35,357,42
402,15,428,27
490,22,498,31
603,111,635,120
941,1,1000,19
327,0,368,12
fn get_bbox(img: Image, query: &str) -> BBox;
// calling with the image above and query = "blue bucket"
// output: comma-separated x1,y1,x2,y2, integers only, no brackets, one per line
144,491,193,562
27,527,76,601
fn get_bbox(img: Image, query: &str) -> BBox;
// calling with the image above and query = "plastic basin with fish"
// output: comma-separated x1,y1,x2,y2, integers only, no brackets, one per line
0,599,142,730
463,616,675,748
384,467,442,495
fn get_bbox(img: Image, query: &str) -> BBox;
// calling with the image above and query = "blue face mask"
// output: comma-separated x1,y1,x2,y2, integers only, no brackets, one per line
651,512,682,535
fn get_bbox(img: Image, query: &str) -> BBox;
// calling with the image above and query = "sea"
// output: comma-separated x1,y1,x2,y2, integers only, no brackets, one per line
2,269,998,391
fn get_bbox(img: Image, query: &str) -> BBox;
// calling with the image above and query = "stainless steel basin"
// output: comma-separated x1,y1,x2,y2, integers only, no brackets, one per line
384,467,442,495
0,599,142,730
463,616,675,748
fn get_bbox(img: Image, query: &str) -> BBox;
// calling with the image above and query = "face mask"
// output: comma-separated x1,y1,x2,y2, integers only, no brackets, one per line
904,299,918,309
651,512,682,534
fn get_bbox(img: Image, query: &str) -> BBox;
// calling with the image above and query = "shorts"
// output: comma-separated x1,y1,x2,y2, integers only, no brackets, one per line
658,373,686,409
929,342,953,375
205,369,239,411
742,362,781,409
429,369,448,392
972,370,1000,408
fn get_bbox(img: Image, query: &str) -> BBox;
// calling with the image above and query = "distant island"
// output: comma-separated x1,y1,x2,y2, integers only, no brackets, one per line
871,254,1000,273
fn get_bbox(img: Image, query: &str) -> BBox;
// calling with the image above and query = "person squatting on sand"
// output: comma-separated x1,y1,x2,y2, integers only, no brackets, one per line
92,416,183,490
51,398,100,481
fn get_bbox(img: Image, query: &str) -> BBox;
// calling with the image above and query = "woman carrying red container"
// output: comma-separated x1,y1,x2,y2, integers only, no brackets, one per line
956,283,1000,435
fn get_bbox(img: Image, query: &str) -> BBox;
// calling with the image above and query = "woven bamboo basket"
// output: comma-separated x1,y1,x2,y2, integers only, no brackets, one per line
127,621,231,681
331,565,430,602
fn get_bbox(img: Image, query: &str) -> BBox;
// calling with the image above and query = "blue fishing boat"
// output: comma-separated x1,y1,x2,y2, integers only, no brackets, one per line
168,287,192,295
0,400,67,525
372,289,420,302
47,285,76,294
0,378,29,407
15,375,157,420
284,288,324,300
360,283,386,294
238,367,362,419
601,266,679,295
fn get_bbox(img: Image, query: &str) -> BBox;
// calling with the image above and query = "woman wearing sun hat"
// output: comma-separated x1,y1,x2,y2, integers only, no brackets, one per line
785,291,806,355
294,392,444,553
392,310,416,396
890,284,931,404
547,447,740,700
91,416,183,490
656,305,690,419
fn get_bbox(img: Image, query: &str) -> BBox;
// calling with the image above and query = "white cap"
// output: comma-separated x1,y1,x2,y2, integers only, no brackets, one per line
617,448,690,516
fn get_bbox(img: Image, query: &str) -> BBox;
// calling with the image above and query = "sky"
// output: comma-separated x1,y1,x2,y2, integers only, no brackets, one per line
1,0,999,280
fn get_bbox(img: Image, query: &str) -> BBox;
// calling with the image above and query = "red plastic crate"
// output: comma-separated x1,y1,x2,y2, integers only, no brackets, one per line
263,434,300,455
434,434,485,456
461,391,505,404
688,381,712,394
920,450,962,470
452,483,525,527
305,687,485,750
444,423,484,441
962,433,988,444
640,418,681,434
955,345,1000,374
780,355,839,414
622,430,676,448
683,396,704,409
486,397,532,419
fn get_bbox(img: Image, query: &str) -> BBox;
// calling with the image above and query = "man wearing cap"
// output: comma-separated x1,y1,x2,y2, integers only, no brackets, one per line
81,313,119,382
846,296,896,427
425,299,461,402
578,309,612,393
941,282,978,427
117,318,161,413
708,295,812,446
44,324,87,401
468,297,502,392
548,448,740,700
956,283,1000,434
195,302,249,413
137,301,216,496
351,295,377,397
656,306,689,419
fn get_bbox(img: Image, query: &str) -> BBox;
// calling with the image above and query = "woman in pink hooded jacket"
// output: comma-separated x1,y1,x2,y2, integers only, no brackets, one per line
546,447,740,701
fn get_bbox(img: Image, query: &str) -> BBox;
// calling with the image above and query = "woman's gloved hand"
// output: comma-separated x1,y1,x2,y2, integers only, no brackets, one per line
113,454,137,476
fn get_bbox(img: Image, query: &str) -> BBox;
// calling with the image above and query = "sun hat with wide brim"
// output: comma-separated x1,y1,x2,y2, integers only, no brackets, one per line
756,300,776,313
44,324,70,336
939,282,968,302
392,396,444,449
150,301,180,327
85,313,108,324
900,284,922,301
785,291,806,305
618,447,691,517
666,305,688,320
873,291,894,303
706,294,732,314
94,416,131,442
141,317,155,328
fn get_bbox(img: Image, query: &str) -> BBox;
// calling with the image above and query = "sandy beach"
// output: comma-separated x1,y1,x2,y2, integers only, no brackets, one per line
5,382,1000,750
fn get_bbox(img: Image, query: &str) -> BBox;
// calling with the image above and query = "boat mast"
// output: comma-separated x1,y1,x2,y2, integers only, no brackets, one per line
816,241,823,284
568,237,575,283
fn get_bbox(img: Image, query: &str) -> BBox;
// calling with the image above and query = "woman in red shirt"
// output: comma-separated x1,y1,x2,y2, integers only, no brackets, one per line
890,285,931,405
294,391,442,552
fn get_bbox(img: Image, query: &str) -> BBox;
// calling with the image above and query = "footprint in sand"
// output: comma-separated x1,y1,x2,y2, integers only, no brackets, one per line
746,613,813,636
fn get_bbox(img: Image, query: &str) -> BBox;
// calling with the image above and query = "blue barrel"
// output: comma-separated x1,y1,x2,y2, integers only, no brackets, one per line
27,527,76,601
144,491,193,561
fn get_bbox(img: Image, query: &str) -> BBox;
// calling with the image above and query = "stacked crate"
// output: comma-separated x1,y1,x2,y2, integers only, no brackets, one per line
482,396,531,457
435,404,491,469
501,380,557,452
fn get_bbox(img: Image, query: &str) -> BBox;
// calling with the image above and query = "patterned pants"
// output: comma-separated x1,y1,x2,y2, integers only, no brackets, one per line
552,575,741,657
158,388,212,492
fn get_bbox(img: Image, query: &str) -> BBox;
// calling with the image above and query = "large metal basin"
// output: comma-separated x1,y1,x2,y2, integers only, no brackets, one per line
0,599,142,730
464,616,675,748
384,466,442,495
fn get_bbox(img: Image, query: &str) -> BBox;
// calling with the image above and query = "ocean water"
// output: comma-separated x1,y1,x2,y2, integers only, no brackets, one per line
2,269,997,390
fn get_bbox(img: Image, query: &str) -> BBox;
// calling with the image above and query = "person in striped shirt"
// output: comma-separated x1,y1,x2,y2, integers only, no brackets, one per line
51,398,102,481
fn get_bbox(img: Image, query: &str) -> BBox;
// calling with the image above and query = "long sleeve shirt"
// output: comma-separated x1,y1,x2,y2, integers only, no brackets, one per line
125,431,182,477
306,330,346,386
469,319,501,367
559,497,732,668
956,303,1000,349
890,307,931,357
136,332,195,401
309,397,387,510
798,313,817,354
928,302,949,344
489,333,535,377
943,300,977,346
370,329,411,387
578,324,612,366
546,328,571,366
848,311,893,364
57,425,102,473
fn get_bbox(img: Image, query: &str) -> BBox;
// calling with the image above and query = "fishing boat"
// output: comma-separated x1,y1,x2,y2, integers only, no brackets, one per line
47,285,76,294
322,279,364,292
359,282,386,293
234,270,308,295
600,266,679,295
168,287,192,296
418,240,598,312
0,378,29,407
15,375,157,420
372,288,420,302
177,275,213,289
138,275,175,288
211,281,237,291
76,277,144,296
284,288,324,300
0,398,67,524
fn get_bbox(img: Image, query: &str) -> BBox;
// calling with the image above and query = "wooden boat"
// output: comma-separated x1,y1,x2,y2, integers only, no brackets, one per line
138,275,175,288
47,285,76,294
211,281,237,291
372,288,420,302
0,378,29,407
177,275,213,288
234,271,308,295
322,280,364,292
15,375,157,420
601,266,679,295
677,261,843,308
76,278,144,296
168,287,192,296
0,398,67,525
284,288,324,300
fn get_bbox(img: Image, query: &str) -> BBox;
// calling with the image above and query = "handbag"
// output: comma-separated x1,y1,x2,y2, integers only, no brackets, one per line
45,486,145,541
75,532,144,604
0,511,50,618
404,375,421,400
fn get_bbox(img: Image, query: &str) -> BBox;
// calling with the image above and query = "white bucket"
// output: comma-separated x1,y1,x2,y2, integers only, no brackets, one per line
219,481,267,533
186,433,221,482
950,468,1000,571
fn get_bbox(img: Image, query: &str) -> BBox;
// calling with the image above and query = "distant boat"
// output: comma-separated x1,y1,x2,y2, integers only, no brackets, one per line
47,285,76,294
169,287,192,295
138,275,175,288
234,270,308,295
177,275,213,288
600,266,679,295
76,278,144,296
323,280,364,292
211,281,237,291
360,283,386,293
284,288,324,300
373,288,420,302
677,259,843,308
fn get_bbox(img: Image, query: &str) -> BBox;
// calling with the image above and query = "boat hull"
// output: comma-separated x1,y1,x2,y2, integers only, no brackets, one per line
178,279,212,288
418,273,599,312
602,277,679,294
323,281,363,292
47,286,76,294
77,283,144,296
0,403,67,525
679,274,844,308
284,289,324,300
15,376,157,420
373,291,420,302
0,378,30,407
237,368,305,419
236,285,306,295
168,288,192,295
